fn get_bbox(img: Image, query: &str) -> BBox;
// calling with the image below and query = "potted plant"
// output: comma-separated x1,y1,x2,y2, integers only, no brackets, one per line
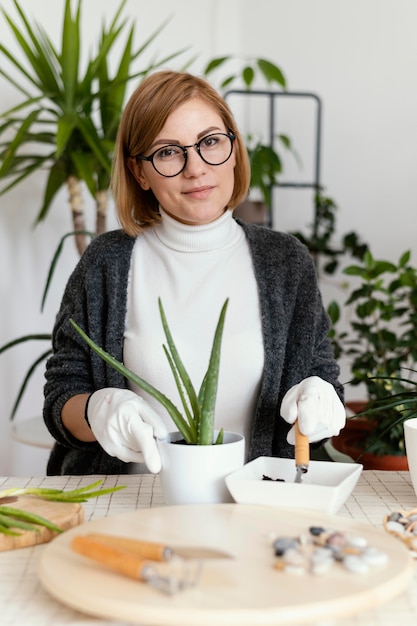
0,0,186,422
291,191,368,276
0,0,185,254
328,249,417,469
70,298,245,504
203,56,296,224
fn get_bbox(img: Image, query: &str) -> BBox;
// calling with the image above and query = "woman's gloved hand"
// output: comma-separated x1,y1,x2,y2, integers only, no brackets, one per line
280,376,346,445
86,388,168,473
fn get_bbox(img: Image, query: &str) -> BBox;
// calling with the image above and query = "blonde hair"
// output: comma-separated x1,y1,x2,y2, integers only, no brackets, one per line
112,70,250,235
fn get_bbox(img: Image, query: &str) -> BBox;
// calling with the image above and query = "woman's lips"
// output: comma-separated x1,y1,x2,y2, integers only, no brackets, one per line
183,186,214,199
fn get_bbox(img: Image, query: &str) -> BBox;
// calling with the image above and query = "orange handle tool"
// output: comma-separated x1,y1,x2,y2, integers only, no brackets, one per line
85,533,171,561
71,535,155,581
294,420,309,482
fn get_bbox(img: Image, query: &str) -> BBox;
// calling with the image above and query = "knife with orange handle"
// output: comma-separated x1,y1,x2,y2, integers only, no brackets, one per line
294,420,309,483
81,532,234,560
71,535,156,582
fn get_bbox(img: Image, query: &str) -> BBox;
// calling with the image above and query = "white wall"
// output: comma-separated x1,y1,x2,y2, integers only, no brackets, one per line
1,0,416,474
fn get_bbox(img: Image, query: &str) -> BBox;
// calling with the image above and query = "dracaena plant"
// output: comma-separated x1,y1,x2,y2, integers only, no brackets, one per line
0,0,186,255
0,0,186,420
70,299,229,445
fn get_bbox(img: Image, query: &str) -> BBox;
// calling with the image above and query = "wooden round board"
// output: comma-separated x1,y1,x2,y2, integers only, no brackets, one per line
38,504,413,626
0,496,84,551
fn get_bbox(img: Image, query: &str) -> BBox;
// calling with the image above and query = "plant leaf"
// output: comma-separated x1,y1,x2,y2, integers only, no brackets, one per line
198,299,229,444
70,319,193,442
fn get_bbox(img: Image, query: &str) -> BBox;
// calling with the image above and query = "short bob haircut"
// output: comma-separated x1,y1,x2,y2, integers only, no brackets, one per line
112,70,251,236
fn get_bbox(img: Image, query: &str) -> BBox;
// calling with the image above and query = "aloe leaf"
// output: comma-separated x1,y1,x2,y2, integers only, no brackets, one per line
70,319,193,442
162,346,197,442
198,299,229,444
0,512,40,533
158,299,201,429
0,507,62,533
215,428,224,445
0,524,20,536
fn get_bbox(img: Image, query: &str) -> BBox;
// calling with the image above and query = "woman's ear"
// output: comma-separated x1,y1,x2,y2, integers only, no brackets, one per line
127,157,150,190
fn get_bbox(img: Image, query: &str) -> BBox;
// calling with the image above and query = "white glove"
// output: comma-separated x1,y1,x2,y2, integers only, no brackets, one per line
280,376,346,445
87,388,168,473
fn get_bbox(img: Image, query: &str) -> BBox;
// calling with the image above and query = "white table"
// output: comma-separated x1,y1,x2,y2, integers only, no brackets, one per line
1,472,417,626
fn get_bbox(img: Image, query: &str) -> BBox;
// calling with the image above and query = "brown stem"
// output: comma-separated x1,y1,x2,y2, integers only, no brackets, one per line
67,175,87,256
95,189,108,236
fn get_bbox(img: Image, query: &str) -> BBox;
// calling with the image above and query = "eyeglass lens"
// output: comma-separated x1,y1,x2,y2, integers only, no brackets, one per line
151,133,234,177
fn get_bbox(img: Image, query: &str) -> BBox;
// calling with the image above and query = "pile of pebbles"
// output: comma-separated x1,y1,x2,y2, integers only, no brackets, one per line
272,525,388,575
383,508,417,557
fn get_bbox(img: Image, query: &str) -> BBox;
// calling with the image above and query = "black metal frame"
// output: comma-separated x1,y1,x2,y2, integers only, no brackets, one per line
224,89,322,225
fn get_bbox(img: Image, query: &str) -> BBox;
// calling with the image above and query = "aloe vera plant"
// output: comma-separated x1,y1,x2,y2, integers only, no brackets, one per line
0,480,125,536
70,298,229,445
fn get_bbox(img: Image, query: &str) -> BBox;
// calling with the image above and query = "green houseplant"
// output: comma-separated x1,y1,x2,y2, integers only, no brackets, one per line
71,297,245,504
203,56,297,215
328,249,417,464
0,0,186,421
71,298,229,446
0,0,185,255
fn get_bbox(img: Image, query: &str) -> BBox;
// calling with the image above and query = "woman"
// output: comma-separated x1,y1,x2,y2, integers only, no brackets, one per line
43,70,345,475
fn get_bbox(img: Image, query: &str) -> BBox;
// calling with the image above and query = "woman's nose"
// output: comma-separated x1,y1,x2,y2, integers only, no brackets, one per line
183,147,206,177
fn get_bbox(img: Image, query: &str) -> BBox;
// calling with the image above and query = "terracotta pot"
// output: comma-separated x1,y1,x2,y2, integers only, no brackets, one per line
332,403,409,471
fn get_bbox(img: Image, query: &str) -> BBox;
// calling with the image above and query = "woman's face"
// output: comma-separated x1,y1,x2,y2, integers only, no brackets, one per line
129,97,236,225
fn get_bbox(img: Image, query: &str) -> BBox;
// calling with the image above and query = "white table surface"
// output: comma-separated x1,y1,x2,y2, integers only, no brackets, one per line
1,471,417,626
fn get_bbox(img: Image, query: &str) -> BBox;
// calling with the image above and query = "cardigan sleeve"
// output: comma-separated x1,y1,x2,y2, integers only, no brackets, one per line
43,230,135,472
239,222,343,460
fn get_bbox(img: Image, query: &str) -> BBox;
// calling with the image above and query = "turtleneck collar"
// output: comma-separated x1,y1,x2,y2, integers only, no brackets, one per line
153,207,243,253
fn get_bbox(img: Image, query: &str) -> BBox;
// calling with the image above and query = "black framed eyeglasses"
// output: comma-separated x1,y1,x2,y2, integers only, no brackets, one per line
135,132,236,178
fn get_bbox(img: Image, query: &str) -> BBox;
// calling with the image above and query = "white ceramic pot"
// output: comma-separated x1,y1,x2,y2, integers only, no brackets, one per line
404,418,417,498
157,431,245,505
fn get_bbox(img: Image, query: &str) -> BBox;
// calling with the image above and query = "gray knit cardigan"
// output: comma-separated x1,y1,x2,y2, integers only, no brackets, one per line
43,220,343,475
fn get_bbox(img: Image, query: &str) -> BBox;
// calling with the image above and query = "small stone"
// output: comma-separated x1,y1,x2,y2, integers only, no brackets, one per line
273,537,298,557
309,526,326,537
386,520,406,534
346,534,368,549
343,555,370,574
283,548,308,574
284,548,307,566
361,547,388,566
388,511,402,522
326,531,347,548
311,547,334,564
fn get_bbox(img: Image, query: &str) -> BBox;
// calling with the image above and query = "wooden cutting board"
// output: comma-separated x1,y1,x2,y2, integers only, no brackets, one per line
39,503,414,625
0,496,84,552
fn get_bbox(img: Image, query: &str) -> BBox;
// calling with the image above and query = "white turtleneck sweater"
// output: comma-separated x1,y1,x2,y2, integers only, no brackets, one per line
123,209,264,450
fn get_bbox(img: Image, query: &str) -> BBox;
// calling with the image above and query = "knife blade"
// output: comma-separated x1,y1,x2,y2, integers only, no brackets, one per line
294,420,309,483
85,532,234,560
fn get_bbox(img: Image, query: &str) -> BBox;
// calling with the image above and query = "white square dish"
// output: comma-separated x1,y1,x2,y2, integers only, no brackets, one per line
225,456,362,514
